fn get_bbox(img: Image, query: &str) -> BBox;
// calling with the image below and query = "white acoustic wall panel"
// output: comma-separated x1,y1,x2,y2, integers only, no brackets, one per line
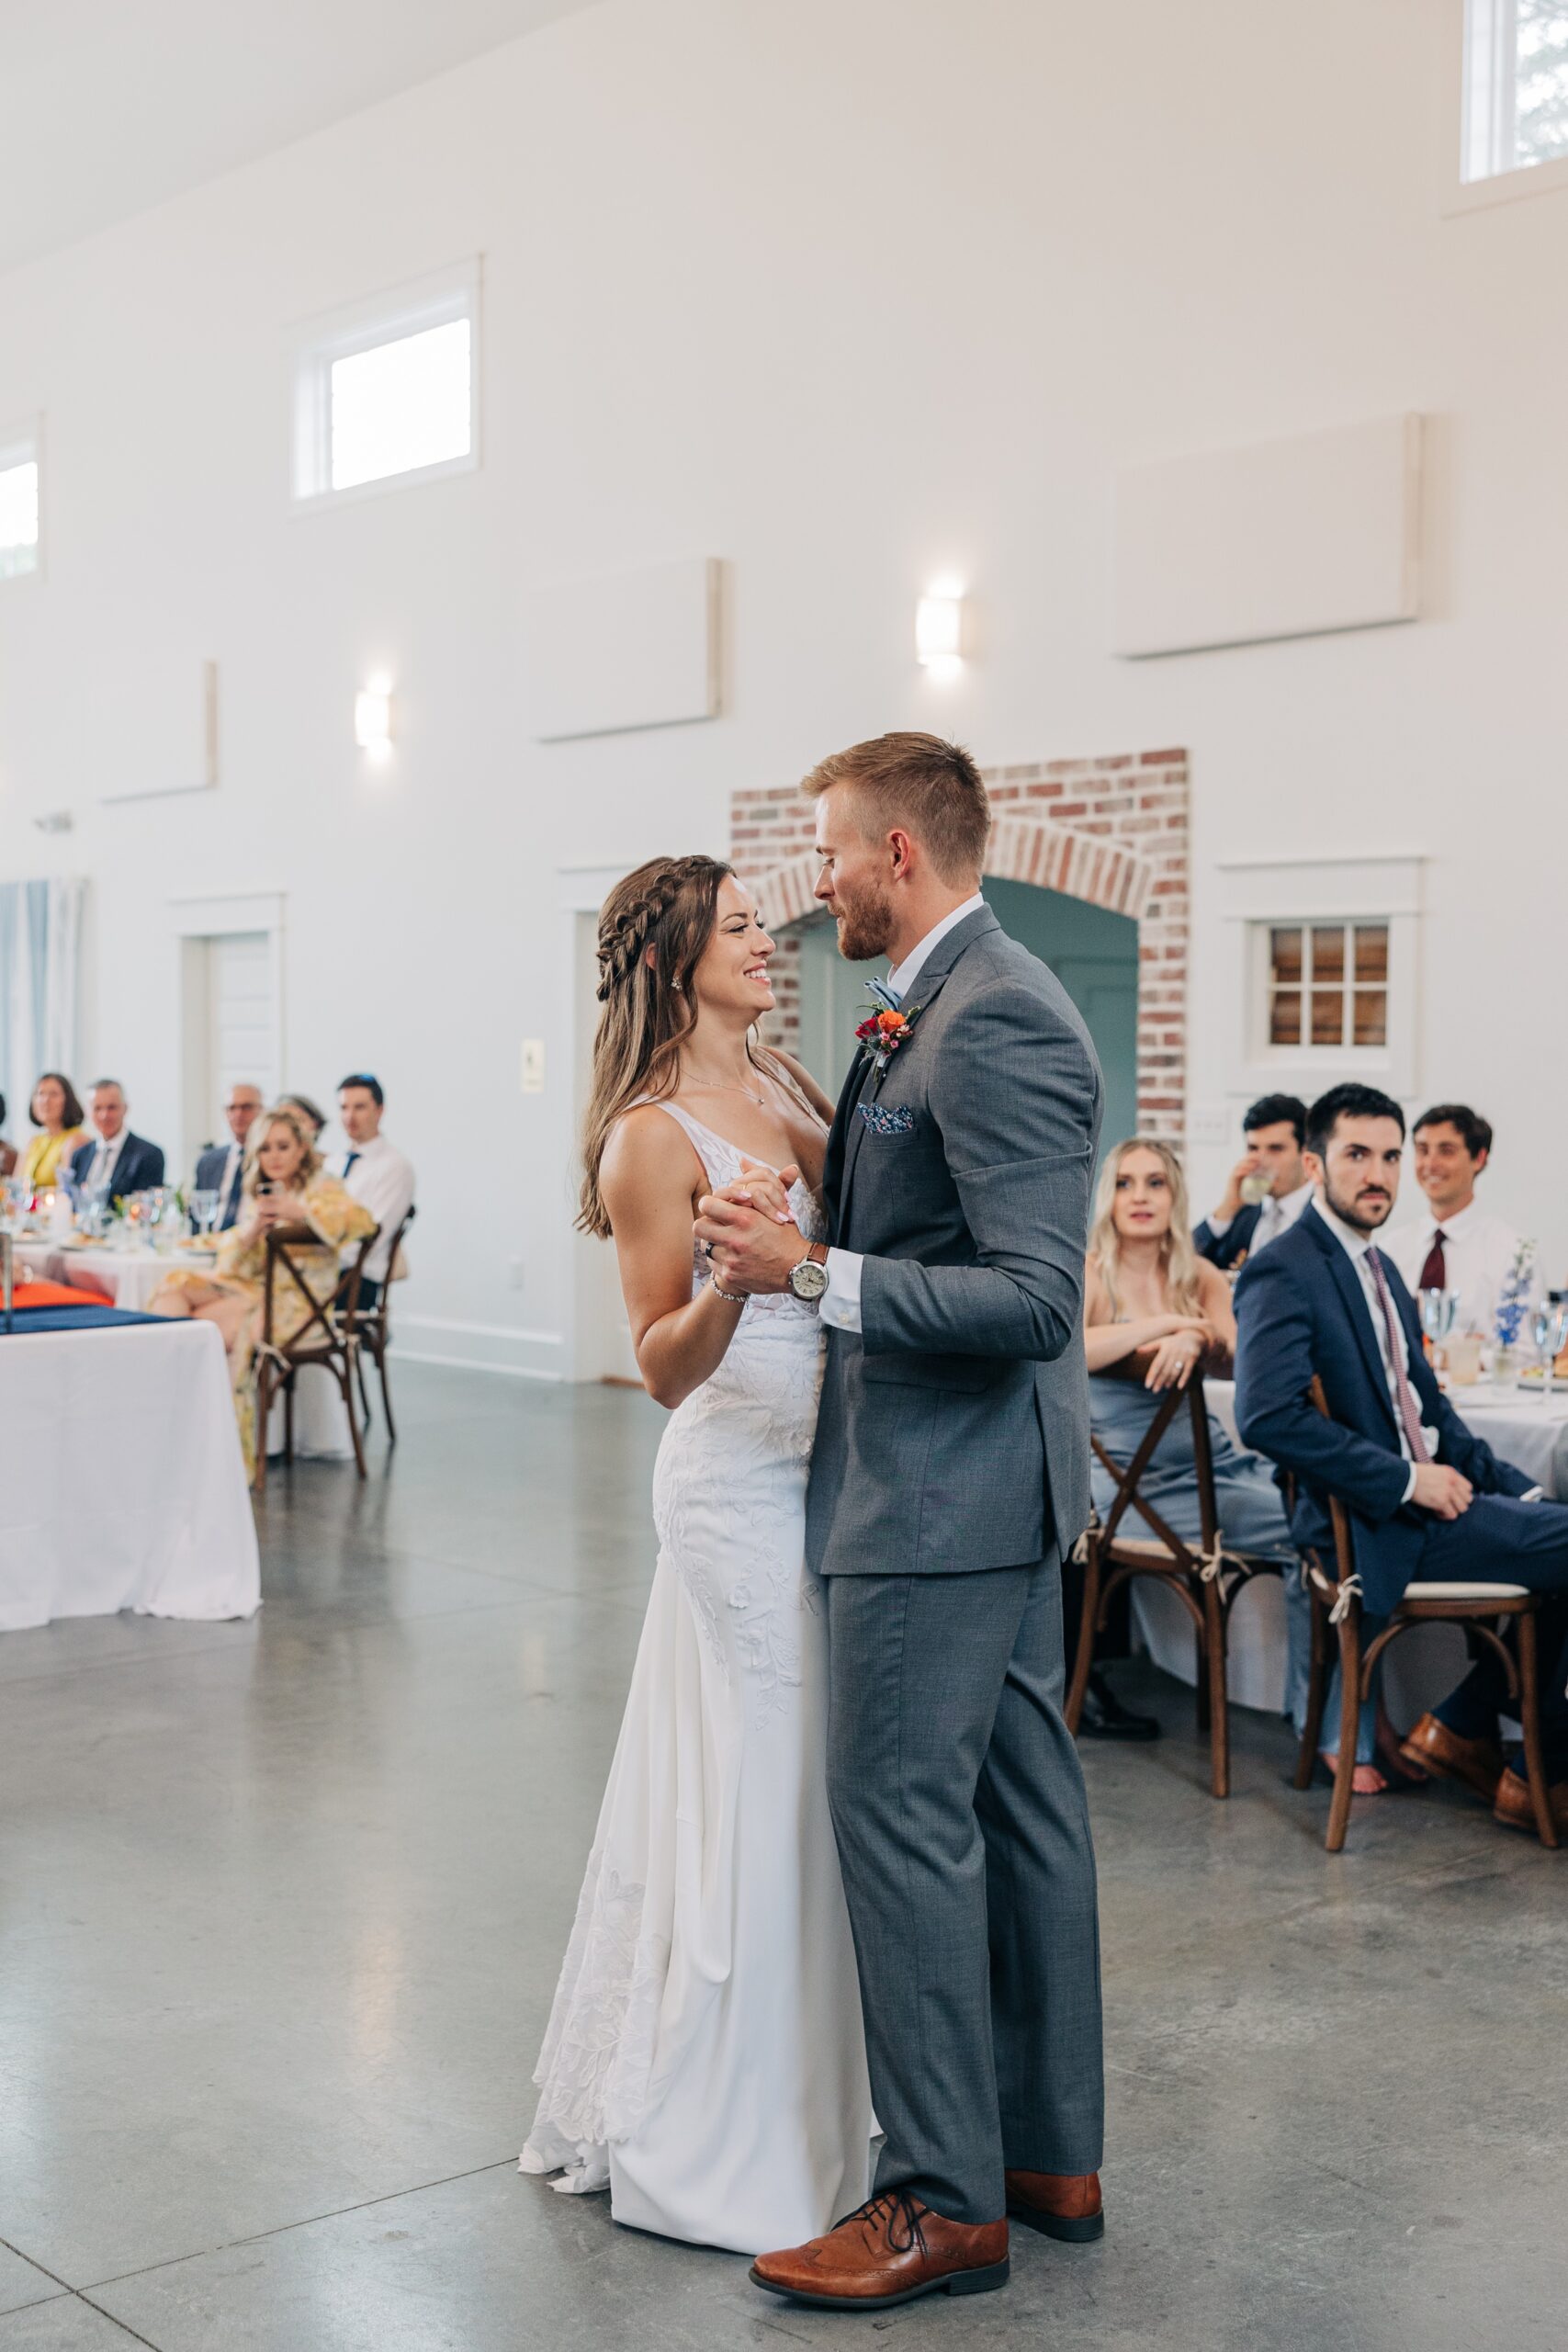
1112,414,1422,659
522,555,721,741
98,654,219,801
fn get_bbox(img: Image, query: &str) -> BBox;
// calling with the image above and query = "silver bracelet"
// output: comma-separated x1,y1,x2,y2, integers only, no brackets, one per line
710,1275,747,1305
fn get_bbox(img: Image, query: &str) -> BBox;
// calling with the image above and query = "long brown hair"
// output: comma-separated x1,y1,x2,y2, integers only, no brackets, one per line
580,854,747,1238
1089,1136,1203,1319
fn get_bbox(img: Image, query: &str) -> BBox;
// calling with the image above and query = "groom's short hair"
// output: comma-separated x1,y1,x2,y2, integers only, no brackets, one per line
803,732,990,886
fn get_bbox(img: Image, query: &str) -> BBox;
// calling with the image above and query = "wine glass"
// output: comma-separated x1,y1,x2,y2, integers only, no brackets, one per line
1547,1302,1568,1403
188,1188,220,1243
1419,1288,1457,1370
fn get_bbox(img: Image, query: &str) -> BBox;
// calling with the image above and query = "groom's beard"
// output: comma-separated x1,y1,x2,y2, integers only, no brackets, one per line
832,878,896,963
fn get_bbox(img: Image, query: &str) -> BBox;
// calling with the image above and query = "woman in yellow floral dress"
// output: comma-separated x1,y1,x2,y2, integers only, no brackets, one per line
149,1102,375,1476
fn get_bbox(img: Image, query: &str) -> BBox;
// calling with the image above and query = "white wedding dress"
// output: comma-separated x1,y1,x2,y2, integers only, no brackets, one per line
521,1102,874,2255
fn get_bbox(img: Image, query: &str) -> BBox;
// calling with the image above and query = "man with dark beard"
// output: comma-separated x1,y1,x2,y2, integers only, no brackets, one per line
1235,1081,1568,1834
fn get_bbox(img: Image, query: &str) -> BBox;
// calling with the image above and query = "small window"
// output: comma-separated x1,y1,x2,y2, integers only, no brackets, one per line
0,429,39,581
293,262,479,505
1461,0,1568,182
1265,922,1388,1054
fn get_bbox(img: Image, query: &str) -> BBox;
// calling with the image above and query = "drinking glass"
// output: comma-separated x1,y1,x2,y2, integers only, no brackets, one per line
1549,1303,1568,1402
1531,1302,1555,1396
1239,1170,1273,1207
188,1188,220,1241
1419,1288,1458,1371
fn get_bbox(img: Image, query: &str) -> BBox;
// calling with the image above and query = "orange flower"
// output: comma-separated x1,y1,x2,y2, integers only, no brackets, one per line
877,1009,907,1034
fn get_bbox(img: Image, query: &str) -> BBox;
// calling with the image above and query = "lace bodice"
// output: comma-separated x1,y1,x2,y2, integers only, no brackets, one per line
631,1097,827,1323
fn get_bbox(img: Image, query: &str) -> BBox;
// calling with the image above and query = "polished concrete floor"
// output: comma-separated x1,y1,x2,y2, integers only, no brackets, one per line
3,1365,1565,2350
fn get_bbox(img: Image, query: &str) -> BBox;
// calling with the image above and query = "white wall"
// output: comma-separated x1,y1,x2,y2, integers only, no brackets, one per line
1,0,1564,1365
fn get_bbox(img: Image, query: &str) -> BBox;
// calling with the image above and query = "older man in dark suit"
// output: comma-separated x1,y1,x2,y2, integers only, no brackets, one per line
68,1080,164,1198
1235,1081,1568,1834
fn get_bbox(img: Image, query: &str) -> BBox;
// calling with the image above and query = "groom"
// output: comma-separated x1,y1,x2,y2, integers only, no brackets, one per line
696,732,1105,2311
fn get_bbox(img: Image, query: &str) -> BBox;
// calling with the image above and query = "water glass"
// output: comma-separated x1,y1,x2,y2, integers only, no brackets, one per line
188,1189,220,1241
1531,1302,1556,1396
1239,1170,1273,1206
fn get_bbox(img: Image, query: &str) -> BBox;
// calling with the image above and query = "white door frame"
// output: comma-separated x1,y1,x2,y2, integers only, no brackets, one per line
169,890,285,1173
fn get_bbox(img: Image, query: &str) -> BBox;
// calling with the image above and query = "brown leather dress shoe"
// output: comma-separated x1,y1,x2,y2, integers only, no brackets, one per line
1493,1766,1568,1838
1005,2168,1105,2243
750,2189,1009,2311
1398,1713,1505,1802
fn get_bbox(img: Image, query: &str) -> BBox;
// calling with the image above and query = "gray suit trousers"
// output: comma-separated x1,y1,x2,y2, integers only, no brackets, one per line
825,1552,1104,2225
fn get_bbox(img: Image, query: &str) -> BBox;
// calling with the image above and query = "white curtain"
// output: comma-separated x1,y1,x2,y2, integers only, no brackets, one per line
0,876,85,1127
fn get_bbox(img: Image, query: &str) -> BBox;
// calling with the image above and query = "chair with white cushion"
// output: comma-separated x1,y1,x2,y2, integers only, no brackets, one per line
1293,1376,1559,1852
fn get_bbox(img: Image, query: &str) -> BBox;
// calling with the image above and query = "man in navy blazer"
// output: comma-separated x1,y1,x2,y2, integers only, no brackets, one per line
68,1080,165,1199
193,1083,264,1230
1193,1092,1311,1270
1235,1081,1568,1831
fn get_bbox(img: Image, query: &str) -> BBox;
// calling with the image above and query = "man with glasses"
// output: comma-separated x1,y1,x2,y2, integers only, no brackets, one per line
195,1084,264,1230
325,1074,414,1307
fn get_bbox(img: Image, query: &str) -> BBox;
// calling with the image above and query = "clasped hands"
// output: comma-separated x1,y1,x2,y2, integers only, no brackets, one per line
694,1160,805,1298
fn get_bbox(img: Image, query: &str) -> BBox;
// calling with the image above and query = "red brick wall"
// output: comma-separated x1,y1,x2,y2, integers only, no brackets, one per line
730,749,1189,1139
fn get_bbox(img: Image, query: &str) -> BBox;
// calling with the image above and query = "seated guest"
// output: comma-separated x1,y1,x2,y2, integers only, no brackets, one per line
68,1080,165,1198
0,1091,15,1179
279,1092,327,1140
194,1083,265,1230
1081,1137,1302,1742
324,1073,414,1309
19,1072,85,1193
147,1103,373,1477
1194,1093,1312,1270
1385,1102,1529,1338
1235,1082,1568,1828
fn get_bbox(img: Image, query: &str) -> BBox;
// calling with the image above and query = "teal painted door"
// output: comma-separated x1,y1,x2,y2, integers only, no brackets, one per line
794,880,1139,1157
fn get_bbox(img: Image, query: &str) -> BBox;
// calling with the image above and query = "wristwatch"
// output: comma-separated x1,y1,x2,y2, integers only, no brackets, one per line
788,1242,829,1303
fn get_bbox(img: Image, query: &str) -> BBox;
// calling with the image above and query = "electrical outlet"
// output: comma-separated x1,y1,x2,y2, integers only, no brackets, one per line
520,1039,545,1094
507,1257,525,1291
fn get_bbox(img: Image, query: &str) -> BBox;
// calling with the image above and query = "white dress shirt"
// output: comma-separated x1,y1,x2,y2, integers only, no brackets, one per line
327,1133,415,1284
1383,1196,1531,1340
820,895,987,1334
1205,1176,1314,1260
1314,1195,1436,1504
82,1128,130,1192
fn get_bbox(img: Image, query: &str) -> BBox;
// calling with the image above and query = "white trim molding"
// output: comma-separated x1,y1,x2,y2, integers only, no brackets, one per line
398,1314,565,1382
290,256,482,511
1217,854,1425,1098
1441,0,1568,214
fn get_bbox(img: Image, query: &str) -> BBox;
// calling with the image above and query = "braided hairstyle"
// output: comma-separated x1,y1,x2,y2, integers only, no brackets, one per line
580,854,740,1237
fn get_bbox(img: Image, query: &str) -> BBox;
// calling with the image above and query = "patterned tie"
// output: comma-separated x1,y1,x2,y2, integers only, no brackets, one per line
1365,1247,1430,1462
1418,1227,1447,1293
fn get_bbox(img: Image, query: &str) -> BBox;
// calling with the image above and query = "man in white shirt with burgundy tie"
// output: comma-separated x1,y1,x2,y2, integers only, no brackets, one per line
1385,1102,1530,1339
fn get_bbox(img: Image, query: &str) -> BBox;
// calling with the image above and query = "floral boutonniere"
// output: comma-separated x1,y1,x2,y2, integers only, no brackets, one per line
854,982,925,1071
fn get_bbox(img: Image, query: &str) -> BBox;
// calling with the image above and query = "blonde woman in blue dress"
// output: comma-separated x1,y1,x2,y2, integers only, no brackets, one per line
521,854,874,2254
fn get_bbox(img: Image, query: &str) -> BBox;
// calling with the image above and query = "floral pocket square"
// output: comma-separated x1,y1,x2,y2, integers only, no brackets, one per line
858,1102,916,1137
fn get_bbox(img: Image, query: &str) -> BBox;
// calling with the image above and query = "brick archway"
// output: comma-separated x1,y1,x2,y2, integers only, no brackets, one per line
730,748,1188,1138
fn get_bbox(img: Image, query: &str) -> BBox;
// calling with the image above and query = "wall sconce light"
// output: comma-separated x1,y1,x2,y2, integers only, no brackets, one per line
354,680,394,757
916,589,964,672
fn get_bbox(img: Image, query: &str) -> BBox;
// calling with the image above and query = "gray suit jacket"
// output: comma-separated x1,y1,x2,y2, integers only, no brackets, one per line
806,905,1101,1577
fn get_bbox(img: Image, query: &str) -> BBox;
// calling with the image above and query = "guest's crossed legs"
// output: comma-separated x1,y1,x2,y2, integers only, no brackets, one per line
825,1555,1103,2228
1412,1495,1568,1770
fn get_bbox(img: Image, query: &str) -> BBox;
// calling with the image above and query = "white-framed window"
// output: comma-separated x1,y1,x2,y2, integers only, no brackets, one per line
0,423,41,582
1218,855,1423,1097
292,260,480,507
1451,0,1568,204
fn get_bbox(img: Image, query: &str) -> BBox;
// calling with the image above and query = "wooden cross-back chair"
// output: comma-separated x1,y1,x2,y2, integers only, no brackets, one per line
1064,1368,1286,1797
253,1221,379,1492
350,1202,414,1447
1293,1374,1558,1852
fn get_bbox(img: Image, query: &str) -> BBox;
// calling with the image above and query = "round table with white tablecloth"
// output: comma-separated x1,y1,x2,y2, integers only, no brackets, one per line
13,1235,357,1461
1130,1375,1568,1721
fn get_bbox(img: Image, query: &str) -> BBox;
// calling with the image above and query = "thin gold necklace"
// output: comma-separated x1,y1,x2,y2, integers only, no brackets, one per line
683,1077,768,1107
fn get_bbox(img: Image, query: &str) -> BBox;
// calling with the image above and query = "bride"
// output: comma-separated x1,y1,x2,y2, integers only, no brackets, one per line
521,854,874,2254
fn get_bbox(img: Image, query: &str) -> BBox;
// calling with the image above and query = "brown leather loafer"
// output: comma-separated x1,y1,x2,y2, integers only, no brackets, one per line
1005,2168,1105,2243
1398,1713,1505,1802
750,2189,1009,2310
1493,1766,1568,1837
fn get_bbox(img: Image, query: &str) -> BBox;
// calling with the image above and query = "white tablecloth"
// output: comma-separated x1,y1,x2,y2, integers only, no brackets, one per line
0,1318,260,1633
1130,1377,1568,1717
17,1238,356,1461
